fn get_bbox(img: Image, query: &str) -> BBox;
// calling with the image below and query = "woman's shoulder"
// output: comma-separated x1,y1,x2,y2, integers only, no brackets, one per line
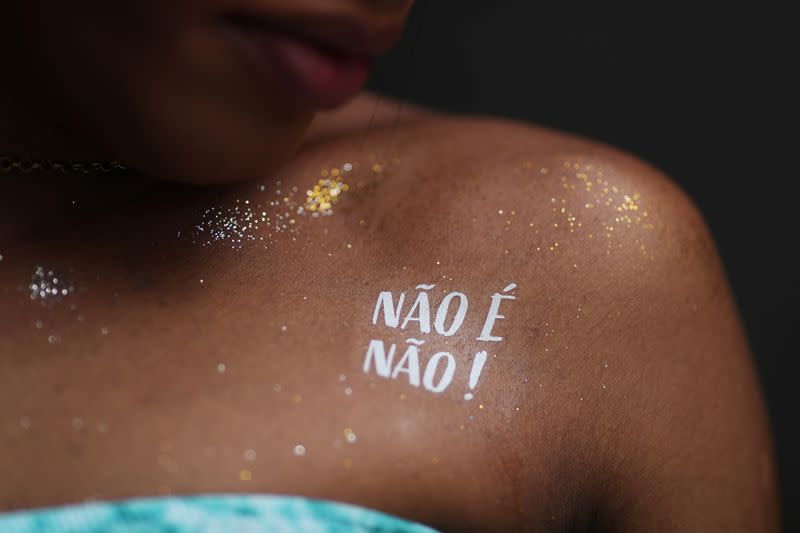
345,107,719,294
317,99,747,411
347,110,777,529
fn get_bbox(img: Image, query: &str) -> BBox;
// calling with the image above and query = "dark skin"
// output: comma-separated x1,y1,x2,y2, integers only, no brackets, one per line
0,2,780,531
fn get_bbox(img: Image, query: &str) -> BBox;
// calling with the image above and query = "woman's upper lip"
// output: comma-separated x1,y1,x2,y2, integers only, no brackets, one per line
217,11,405,57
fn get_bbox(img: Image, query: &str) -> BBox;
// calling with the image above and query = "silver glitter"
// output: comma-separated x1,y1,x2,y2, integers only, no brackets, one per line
280,325,287,332
344,387,353,396
293,444,306,456
100,327,109,336
243,449,257,461
48,334,61,345
29,266,75,301
71,417,84,431
217,363,226,373
19,416,31,430
194,201,262,249
193,185,304,249
192,165,356,250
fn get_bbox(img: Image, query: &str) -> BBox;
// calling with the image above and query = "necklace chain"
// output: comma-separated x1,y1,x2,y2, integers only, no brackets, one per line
0,155,131,175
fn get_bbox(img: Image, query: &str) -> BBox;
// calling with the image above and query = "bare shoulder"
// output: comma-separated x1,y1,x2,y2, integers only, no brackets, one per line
374,114,780,529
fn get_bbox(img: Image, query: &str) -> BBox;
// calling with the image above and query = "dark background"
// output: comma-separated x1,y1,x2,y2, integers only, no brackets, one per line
369,4,797,528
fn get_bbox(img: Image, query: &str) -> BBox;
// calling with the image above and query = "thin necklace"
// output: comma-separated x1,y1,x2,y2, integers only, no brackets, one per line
0,155,131,175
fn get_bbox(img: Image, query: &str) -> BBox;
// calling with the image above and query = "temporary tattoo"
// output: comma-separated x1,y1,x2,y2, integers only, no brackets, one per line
363,282,517,400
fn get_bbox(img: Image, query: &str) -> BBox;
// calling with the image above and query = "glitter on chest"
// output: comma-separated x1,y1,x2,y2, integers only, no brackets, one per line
195,201,261,247
304,168,350,216
193,198,292,249
29,266,75,301
192,162,355,249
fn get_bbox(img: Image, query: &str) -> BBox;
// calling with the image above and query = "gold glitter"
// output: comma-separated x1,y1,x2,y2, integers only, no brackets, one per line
399,393,406,400
536,162,655,256
431,457,440,465
371,163,383,173
292,393,303,404
479,404,485,410
305,172,349,216
239,469,252,481
343,458,353,468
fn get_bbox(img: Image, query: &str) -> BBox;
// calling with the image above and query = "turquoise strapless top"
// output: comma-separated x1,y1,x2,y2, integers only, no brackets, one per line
0,494,440,533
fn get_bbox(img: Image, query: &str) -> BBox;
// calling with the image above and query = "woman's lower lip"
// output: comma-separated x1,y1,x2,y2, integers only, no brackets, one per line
223,24,373,110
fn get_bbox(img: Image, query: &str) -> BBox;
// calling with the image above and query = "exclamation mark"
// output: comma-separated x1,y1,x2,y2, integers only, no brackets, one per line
464,351,488,401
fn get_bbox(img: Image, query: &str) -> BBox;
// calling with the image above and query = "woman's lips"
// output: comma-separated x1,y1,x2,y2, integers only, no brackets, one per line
221,21,374,110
